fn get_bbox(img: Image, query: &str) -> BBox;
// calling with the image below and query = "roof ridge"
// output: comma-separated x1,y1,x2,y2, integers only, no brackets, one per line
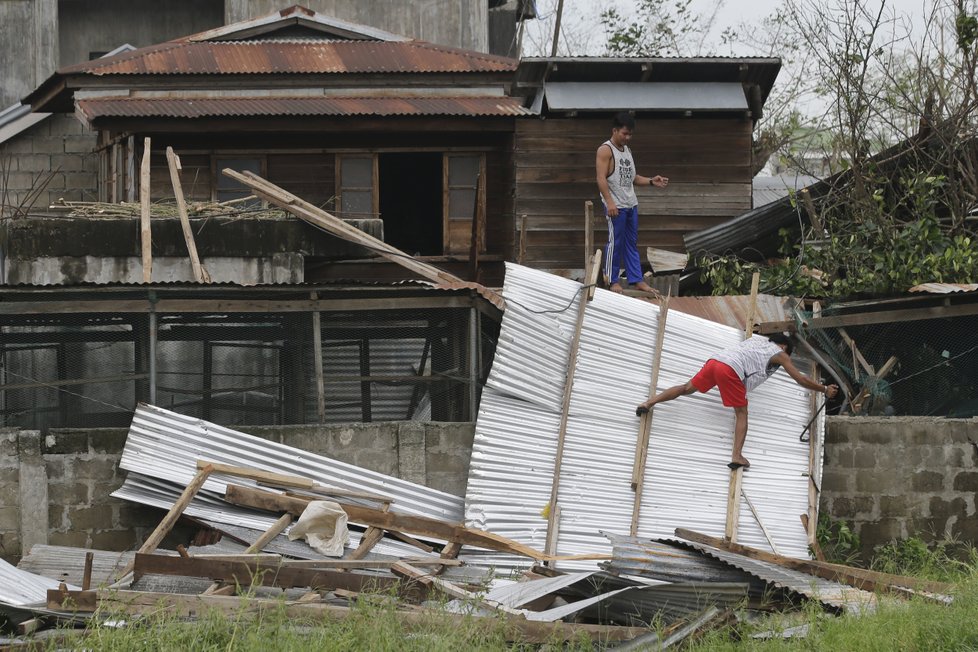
59,41,188,74
404,40,517,66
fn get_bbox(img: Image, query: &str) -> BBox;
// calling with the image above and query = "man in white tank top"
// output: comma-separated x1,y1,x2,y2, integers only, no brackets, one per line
635,333,839,469
596,112,669,293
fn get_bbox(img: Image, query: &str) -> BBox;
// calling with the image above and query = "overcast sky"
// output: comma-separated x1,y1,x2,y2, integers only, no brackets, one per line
521,0,939,57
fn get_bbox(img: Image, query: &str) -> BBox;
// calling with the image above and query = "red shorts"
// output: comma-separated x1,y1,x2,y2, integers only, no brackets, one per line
691,359,747,408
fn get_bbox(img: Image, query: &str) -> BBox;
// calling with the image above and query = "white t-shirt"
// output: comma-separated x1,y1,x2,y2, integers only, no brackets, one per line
713,337,784,392
602,140,638,209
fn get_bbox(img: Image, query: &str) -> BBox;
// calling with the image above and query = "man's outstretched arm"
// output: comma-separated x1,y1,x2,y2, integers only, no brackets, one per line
774,352,839,397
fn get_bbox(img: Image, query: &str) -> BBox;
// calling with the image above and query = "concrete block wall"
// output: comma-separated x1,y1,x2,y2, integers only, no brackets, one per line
2,421,475,562
0,115,98,212
821,416,978,558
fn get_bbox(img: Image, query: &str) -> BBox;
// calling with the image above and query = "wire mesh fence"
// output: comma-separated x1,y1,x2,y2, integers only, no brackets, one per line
797,310,978,417
0,302,498,430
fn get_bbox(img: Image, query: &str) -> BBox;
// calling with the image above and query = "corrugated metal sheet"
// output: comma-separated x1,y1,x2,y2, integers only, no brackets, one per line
0,557,78,607
57,41,517,76
909,283,978,294
465,263,820,571
753,174,819,207
17,545,133,588
662,537,877,614
76,96,533,120
602,532,765,590
116,403,464,521
644,295,792,332
544,82,748,111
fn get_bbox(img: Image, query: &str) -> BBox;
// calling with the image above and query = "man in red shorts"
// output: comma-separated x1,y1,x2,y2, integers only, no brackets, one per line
635,333,838,469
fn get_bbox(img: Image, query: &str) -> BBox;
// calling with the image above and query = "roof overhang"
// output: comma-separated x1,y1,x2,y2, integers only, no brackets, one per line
543,81,748,112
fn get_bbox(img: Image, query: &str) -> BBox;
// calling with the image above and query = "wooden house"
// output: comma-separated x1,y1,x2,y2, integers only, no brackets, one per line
24,5,779,284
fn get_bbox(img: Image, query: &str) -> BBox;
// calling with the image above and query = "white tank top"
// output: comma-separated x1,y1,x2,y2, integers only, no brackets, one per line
712,337,784,393
602,140,638,209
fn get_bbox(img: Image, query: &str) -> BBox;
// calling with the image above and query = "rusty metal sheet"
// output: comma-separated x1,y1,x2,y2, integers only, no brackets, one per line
645,294,793,331
59,41,516,76
76,96,532,121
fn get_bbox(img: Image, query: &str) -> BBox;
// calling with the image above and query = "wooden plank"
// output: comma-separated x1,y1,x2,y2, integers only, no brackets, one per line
389,530,435,554
744,272,760,338
193,555,462,569
630,296,670,536
674,528,953,597
166,147,211,283
82,551,94,590
139,137,152,283
800,514,825,561
202,460,393,504
544,250,602,558
757,301,978,333
724,468,743,542
391,562,523,616
440,541,463,559
839,328,874,376
853,355,898,412
517,214,528,264
223,169,467,287
225,484,547,560
67,590,650,643
584,201,594,272
0,295,475,316
348,526,385,560
243,512,293,554
132,553,412,596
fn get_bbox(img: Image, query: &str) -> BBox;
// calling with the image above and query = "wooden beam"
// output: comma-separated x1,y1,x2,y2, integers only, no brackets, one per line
0,295,474,316
200,460,394,504
544,249,602,558
222,169,467,287
517,214,528,265
756,301,978,333
82,552,94,591
391,562,523,616
243,512,293,554
838,328,874,376
741,488,781,555
139,137,152,283
744,272,760,338
674,528,952,597
131,553,411,596
348,526,385,560
467,171,485,283
166,147,210,283
806,306,822,548
114,464,214,581
853,355,898,412
630,295,670,536
225,484,547,561
584,201,594,273
51,589,650,643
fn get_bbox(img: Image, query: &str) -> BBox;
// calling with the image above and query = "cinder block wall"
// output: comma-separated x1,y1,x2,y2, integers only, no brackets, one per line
0,115,98,212
1,421,474,562
821,416,978,558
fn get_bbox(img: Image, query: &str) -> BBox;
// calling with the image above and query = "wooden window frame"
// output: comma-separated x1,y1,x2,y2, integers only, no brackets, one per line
442,153,486,254
335,153,379,218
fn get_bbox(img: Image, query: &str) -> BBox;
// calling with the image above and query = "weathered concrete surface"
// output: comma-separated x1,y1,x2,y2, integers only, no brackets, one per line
821,416,978,559
2,421,474,562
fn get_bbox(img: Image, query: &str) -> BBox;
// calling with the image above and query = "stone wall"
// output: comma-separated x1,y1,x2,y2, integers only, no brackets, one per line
820,416,978,558
1,421,475,563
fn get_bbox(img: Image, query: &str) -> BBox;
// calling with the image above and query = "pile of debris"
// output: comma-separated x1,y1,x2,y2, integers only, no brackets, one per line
0,405,952,648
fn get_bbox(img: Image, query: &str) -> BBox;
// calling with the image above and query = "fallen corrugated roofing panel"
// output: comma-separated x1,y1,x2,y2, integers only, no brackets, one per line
662,537,876,614
117,403,463,521
647,294,793,332
17,545,133,588
57,40,517,76
465,263,822,571
0,557,78,607
601,532,765,591
76,96,533,121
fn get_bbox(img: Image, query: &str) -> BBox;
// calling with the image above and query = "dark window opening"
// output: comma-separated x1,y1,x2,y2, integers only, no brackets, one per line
378,153,443,256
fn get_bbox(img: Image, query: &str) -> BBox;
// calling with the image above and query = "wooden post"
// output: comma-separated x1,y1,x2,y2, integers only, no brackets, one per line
82,552,94,591
139,137,152,283
744,271,760,339
799,188,823,234
584,201,594,273
311,292,326,424
166,147,211,283
243,513,293,554
543,250,602,560
517,214,528,265
807,301,823,549
629,295,670,536
467,172,485,283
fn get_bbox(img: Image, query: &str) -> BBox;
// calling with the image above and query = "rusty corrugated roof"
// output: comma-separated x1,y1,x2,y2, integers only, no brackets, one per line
646,294,793,331
57,40,517,76
75,96,532,120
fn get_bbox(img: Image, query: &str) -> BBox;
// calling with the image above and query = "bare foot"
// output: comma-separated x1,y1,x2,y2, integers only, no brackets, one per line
610,283,624,294
633,281,655,293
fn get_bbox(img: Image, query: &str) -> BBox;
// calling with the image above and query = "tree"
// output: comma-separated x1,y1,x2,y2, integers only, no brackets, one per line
699,0,978,298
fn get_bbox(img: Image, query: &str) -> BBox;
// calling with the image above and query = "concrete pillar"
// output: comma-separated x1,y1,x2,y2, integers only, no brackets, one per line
33,0,58,84
17,430,49,554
